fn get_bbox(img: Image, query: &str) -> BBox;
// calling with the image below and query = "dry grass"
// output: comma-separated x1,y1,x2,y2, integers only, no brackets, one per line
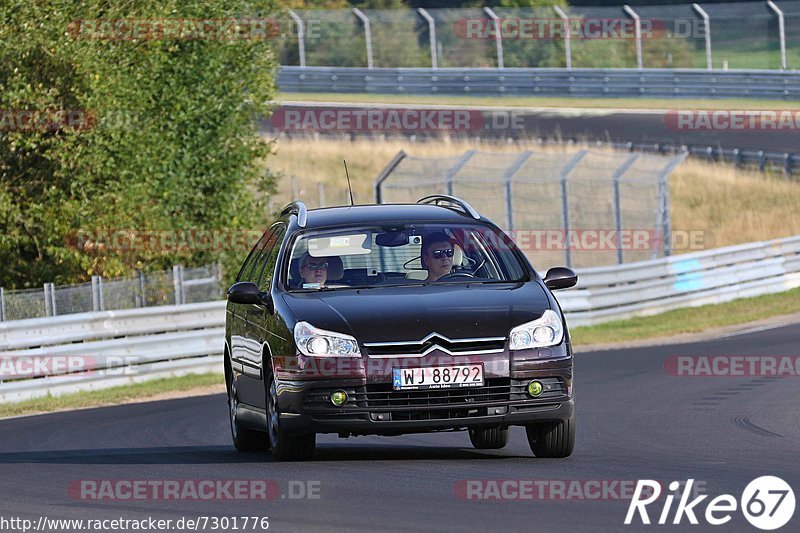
265,136,800,249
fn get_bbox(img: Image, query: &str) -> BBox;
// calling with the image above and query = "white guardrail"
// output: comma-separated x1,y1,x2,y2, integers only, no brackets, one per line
1,235,799,404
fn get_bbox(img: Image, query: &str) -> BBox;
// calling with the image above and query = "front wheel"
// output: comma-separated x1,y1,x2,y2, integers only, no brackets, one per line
468,427,509,449
228,374,268,452
525,413,575,458
266,373,316,461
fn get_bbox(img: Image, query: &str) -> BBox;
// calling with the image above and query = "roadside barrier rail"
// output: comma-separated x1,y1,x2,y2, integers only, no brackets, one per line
2,235,799,403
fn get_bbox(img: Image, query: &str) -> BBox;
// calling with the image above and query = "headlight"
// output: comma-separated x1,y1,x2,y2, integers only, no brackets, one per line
294,321,361,357
508,309,564,350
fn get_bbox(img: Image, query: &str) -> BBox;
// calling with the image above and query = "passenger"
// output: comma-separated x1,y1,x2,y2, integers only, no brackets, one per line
421,232,455,282
298,252,330,287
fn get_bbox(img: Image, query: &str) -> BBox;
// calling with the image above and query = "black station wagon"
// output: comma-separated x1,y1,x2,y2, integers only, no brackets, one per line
225,195,577,460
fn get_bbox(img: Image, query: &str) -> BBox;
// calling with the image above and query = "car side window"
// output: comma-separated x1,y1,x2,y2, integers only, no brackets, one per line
255,225,286,291
237,227,275,283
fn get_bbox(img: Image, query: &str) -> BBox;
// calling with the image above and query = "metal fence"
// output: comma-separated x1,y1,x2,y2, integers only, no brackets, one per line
0,264,223,322
278,66,800,99
374,149,686,269
277,2,800,71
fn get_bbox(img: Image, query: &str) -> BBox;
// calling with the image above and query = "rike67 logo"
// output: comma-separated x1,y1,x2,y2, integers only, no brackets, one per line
626,477,795,530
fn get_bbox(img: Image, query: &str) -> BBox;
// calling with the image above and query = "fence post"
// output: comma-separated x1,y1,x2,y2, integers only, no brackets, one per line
173,265,184,305
91,276,101,312
444,150,476,197
0,287,4,322
693,4,712,70
318,182,326,207
501,151,533,232
214,261,224,298
612,154,640,264
374,150,407,203
658,152,687,257
288,10,306,68
483,7,504,69
43,283,52,317
417,8,438,69
767,1,787,70
553,6,572,69
136,270,146,307
623,5,643,69
558,151,588,268
291,175,299,200
353,8,373,69
50,283,57,316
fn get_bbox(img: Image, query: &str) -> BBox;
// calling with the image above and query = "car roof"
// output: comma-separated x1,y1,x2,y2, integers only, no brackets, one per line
297,203,487,230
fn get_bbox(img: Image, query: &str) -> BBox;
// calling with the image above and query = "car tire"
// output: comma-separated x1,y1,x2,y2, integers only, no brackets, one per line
266,372,315,461
228,374,268,452
468,427,509,449
525,413,575,458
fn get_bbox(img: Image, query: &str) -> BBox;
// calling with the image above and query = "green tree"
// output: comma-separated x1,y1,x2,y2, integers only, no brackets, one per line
0,0,279,289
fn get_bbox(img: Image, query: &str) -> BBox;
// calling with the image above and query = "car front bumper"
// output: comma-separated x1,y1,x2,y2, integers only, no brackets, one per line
275,354,573,437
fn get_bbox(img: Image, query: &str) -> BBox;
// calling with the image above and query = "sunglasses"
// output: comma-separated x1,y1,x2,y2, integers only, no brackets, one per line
430,248,454,259
303,261,328,270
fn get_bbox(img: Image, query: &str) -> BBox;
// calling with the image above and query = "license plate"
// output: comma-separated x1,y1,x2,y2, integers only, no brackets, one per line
392,364,484,390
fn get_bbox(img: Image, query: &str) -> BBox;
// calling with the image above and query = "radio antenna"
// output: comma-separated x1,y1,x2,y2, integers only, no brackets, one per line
343,160,355,206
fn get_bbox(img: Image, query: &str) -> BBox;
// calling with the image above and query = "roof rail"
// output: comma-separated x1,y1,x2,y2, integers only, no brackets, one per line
417,195,481,220
281,201,308,228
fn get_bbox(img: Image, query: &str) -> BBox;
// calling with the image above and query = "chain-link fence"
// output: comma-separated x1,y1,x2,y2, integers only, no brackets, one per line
275,1,799,70
0,264,223,322
375,150,686,271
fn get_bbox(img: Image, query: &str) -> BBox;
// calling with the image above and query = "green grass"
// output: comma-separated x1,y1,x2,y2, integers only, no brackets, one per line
570,286,800,346
278,92,800,110
0,372,223,419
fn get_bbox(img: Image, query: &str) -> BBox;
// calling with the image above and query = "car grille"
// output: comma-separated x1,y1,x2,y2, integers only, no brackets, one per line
363,335,506,357
302,378,566,418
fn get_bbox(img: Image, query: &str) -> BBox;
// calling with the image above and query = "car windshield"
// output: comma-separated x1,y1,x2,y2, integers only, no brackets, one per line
285,223,527,291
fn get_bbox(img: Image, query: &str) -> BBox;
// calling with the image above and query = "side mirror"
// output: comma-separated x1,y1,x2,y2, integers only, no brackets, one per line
543,267,578,291
227,282,265,305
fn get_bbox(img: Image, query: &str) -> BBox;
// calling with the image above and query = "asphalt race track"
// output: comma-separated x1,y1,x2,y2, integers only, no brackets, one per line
1,322,798,532
267,103,800,154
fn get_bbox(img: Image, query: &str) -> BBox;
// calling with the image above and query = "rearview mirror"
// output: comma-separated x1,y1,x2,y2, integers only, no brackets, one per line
376,232,410,247
543,267,578,290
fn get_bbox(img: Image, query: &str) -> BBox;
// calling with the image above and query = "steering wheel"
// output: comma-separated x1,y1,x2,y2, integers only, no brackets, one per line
436,272,476,281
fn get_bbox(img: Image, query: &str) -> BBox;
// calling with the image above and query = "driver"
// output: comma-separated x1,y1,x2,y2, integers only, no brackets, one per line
298,252,330,287
421,232,455,282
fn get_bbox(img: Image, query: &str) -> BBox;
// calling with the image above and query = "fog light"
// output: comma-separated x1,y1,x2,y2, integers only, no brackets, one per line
330,390,348,406
527,380,543,397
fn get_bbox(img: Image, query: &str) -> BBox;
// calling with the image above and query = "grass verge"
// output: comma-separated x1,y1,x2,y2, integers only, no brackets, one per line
0,372,223,419
570,287,800,346
278,92,800,111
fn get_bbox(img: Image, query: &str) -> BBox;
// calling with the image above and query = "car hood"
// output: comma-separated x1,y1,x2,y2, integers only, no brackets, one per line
281,282,550,343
